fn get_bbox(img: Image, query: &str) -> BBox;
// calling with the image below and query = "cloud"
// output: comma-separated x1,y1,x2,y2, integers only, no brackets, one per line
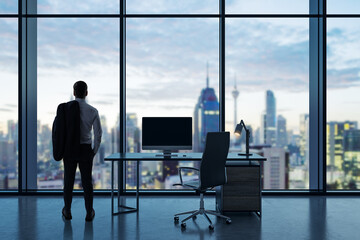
225,19,309,92
37,18,119,70
126,0,218,14
37,0,119,14
327,24,360,89
5,104,17,108
0,108,12,112
2,8,360,123
0,19,18,74
328,68,360,89
226,0,308,14
90,100,116,106
0,1,17,13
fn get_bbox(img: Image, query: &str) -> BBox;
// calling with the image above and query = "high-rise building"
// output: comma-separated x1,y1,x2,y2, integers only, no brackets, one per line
254,127,260,145
327,121,357,186
262,147,289,189
299,114,309,166
161,160,179,182
7,120,16,142
125,113,141,188
0,138,17,189
277,115,287,148
260,111,266,144
98,116,109,164
327,121,357,169
343,129,360,189
193,63,219,152
265,90,276,146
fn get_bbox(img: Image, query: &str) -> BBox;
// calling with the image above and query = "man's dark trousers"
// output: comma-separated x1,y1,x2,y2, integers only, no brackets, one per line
64,144,94,213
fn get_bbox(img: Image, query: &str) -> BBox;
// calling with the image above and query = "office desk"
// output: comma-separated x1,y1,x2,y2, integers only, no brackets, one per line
104,152,266,215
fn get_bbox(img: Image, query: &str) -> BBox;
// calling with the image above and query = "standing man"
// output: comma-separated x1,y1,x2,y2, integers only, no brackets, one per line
62,81,102,222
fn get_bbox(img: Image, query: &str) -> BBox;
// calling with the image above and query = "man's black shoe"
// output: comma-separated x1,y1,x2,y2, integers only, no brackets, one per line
62,207,72,220
85,209,95,222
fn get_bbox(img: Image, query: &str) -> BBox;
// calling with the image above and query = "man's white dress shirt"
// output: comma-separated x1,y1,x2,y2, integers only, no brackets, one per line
75,98,102,154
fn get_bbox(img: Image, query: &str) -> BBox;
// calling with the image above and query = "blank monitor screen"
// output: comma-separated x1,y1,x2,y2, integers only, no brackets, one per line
142,117,192,150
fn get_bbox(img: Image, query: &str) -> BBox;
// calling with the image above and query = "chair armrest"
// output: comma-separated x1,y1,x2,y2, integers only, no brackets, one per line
178,167,199,185
178,167,199,172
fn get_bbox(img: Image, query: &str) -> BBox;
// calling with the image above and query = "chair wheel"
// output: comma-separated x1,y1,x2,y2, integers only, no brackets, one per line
209,225,214,230
192,215,197,220
174,216,179,222
226,219,232,224
181,223,186,229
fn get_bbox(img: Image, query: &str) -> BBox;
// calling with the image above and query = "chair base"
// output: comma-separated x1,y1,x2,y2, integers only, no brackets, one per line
174,193,231,230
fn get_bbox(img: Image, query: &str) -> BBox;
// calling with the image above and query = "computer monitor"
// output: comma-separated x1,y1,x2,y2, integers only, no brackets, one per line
142,117,192,156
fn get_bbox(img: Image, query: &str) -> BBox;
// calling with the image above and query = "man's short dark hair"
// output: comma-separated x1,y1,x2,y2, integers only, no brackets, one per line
73,81,87,99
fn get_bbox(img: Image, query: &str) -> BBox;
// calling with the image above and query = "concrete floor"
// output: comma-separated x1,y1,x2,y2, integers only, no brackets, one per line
0,195,359,240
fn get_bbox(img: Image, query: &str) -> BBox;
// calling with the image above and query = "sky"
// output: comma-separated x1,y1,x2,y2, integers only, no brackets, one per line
0,1,360,135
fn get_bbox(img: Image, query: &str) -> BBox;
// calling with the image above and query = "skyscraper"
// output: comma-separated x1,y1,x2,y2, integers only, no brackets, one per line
343,129,360,189
260,111,266,144
299,114,309,166
262,147,289,189
277,115,287,148
327,121,357,186
193,63,219,152
264,90,276,146
126,113,141,188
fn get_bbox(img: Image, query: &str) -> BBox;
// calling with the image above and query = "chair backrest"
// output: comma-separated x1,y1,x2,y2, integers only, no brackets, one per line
199,132,230,190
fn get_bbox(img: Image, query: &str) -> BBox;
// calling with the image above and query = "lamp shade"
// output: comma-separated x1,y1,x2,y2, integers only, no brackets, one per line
234,123,243,136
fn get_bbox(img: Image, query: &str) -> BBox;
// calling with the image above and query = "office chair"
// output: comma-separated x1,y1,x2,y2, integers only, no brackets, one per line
173,132,231,230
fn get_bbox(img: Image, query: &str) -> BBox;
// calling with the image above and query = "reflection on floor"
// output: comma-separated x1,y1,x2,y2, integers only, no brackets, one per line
0,195,359,239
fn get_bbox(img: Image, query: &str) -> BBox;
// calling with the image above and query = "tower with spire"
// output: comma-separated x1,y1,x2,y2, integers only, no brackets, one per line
231,74,239,129
193,62,219,152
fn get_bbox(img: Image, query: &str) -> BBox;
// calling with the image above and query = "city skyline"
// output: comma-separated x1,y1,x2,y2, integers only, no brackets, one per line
2,85,360,190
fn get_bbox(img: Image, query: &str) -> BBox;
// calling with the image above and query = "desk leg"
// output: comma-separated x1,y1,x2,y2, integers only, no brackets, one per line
111,160,114,215
136,161,139,210
111,160,138,215
118,160,121,207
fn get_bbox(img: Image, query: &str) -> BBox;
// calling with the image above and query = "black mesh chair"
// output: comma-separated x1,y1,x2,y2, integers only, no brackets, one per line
174,132,231,230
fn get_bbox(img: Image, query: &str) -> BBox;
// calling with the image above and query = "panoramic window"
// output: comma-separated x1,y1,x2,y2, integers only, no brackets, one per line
225,18,309,189
5,1,355,192
126,18,219,189
327,18,360,190
37,18,120,189
0,18,18,190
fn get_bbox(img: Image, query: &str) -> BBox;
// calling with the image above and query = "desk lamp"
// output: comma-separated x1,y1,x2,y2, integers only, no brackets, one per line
234,120,252,157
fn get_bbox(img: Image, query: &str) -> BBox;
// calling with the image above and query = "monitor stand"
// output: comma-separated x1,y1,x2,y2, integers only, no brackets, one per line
155,150,178,158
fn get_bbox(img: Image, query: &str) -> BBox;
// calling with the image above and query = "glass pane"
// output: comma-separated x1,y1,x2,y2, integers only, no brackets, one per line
126,0,218,14
225,18,309,190
327,19,360,190
126,18,219,189
0,19,18,190
328,0,360,14
226,0,309,14
0,1,17,13
38,0,119,14
37,18,119,189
